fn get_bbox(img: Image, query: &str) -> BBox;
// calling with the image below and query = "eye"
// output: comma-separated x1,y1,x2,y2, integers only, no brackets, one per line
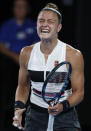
48,19,56,24
38,19,45,23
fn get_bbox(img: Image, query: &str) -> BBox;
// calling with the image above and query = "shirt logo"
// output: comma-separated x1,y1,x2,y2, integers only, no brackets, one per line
54,60,59,67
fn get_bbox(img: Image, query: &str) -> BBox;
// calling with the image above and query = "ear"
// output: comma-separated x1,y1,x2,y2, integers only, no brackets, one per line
57,24,62,33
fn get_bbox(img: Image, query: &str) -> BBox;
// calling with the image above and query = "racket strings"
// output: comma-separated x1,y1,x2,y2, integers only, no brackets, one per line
44,71,69,101
48,72,68,83
42,62,72,105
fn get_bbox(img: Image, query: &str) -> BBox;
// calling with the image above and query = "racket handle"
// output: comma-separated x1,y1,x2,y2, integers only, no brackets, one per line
47,114,54,131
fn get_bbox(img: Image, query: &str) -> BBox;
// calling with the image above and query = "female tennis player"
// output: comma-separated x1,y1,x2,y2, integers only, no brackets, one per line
13,3,84,131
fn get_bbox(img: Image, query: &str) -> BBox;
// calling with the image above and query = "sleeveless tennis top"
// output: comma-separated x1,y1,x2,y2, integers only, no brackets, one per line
27,39,72,108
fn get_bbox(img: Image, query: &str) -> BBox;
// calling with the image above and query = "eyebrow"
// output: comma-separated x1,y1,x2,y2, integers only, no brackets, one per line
38,18,56,21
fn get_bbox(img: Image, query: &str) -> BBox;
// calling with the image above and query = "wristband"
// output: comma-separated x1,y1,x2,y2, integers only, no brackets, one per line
61,100,70,112
14,101,25,109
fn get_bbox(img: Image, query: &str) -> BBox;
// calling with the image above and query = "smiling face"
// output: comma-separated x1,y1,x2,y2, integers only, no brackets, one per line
37,10,62,41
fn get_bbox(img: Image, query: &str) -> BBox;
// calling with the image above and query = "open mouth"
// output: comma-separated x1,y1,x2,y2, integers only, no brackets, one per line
41,29,50,33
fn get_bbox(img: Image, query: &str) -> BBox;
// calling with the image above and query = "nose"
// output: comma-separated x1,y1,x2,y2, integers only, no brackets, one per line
42,20,49,27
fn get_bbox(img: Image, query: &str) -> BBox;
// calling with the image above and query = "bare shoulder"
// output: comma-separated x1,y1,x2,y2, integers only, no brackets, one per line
66,44,84,69
19,45,34,68
20,45,34,58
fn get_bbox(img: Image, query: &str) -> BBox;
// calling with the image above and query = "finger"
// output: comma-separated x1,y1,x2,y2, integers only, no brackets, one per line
13,115,19,121
51,109,60,115
15,108,26,115
13,121,24,130
13,123,18,128
13,116,22,127
48,106,57,111
18,121,25,130
13,124,24,130
14,109,26,121
18,126,25,130
48,108,58,113
13,121,19,128
48,107,60,115
20,108,26,113
49,111,58,115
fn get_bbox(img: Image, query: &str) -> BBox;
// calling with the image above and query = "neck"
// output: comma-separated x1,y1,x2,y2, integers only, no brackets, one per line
40,38,58,55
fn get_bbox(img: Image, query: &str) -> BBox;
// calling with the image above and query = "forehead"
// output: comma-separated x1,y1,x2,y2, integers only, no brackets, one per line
38,10,58,20
14,0,27,6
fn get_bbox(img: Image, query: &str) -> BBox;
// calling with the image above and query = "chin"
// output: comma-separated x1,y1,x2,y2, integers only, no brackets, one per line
40,35,51,40
41,37,52,43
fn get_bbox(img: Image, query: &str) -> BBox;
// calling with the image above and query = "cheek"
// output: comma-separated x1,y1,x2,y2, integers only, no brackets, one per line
37,21,40,27
54,25,60,33
36,25,41,35
51,26,58,33
37,22,43,31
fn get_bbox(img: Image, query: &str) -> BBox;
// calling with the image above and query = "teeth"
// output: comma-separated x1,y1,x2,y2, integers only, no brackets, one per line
41,29,49,33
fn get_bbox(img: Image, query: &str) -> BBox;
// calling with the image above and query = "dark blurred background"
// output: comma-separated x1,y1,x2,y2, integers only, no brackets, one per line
0,0,90,131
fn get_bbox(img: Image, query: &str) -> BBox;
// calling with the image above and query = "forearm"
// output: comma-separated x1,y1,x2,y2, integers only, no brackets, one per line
15,85,30,104
13,85,28,129
48,89,84,116
67,89,84,108
0,43,19,63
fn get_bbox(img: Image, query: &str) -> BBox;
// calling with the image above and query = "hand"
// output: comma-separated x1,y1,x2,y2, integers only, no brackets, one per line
13,108,26,130
48,103,63,116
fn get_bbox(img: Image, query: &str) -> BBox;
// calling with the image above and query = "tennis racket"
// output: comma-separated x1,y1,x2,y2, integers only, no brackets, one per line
42,61,72,131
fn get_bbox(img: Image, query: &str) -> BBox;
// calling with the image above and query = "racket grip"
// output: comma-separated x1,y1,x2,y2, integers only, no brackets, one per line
47,114,54,131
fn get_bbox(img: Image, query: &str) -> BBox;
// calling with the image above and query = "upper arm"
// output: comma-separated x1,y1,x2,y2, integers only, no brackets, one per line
15,47,32,102
18,66,30,89
71,51,84,95
18,47,31,88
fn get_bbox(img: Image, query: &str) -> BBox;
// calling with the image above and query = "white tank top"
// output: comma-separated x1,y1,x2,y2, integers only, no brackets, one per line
27,39,72,108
